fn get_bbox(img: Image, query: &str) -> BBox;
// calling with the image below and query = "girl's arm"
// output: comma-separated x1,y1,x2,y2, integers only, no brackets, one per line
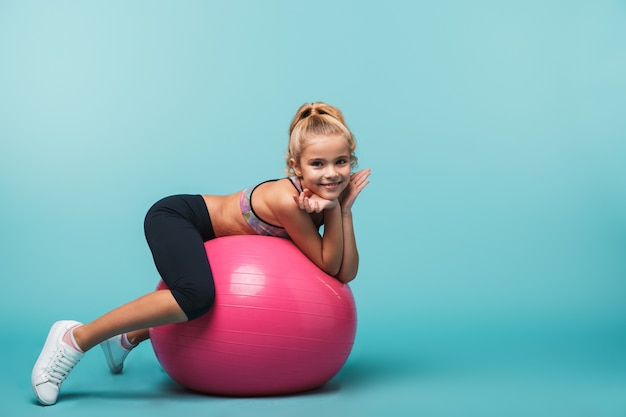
334,168,370,283
277,192,344,277
290,169,370,283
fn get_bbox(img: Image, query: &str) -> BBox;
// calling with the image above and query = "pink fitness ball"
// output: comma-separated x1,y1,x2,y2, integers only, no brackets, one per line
149,235,357,396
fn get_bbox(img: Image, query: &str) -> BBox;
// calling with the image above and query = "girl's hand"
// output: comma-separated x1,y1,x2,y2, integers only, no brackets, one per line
339,168,371,213
293,189,337,213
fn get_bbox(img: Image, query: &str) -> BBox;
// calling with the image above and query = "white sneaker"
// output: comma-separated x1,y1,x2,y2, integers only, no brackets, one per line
31,320,84,406
100,334,132,374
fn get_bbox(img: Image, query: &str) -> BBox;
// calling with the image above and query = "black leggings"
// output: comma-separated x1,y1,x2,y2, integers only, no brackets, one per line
144,195,217,321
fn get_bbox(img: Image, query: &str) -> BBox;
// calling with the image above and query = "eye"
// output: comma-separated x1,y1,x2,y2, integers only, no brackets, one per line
310,161,323,167
336,158,348,165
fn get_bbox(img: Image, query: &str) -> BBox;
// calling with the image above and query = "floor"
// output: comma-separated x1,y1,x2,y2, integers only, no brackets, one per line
6,319,626,417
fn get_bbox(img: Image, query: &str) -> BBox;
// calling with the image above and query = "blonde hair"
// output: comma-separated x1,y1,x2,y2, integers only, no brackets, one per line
285,102,358,176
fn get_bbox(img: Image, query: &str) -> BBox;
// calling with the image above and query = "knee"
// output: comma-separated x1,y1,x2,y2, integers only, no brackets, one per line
172,281,216,321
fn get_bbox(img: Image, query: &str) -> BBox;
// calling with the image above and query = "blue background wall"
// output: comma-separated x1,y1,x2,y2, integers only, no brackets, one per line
1,1,625,416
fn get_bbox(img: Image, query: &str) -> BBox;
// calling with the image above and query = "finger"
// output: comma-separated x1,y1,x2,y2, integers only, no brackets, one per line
354,173,370,189
303,197,313,213
356,179,370,191
298,193,308,210
351,170,370,184
351,168,370,178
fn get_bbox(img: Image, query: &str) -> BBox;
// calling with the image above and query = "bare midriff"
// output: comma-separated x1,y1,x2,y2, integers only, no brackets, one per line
202,193,256,238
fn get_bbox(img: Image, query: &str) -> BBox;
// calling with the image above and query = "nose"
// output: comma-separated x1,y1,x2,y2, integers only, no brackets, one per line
324,165,339,179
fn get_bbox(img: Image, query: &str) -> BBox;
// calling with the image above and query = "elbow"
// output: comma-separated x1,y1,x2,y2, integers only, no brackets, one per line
318,252,358,283
323,264,342,278
336,274,356,284
334,266,358,284
320,257,342,278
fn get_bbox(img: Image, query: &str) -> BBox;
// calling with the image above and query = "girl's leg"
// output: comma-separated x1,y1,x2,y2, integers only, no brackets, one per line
82,193,217,352
73,289,187,352
88,291,184,375
32,291,186,405
32,194,216,405
126,329,150,345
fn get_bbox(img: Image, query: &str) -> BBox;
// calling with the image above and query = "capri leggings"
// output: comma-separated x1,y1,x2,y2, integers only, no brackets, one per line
144,194,217,321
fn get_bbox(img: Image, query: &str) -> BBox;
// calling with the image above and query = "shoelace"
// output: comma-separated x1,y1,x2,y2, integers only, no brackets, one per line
45,345,81,385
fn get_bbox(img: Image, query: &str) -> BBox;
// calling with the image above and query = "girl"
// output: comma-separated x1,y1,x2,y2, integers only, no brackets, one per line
31,102,370,405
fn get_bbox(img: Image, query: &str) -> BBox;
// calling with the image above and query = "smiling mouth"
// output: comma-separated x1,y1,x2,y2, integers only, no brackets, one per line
321,182,340,189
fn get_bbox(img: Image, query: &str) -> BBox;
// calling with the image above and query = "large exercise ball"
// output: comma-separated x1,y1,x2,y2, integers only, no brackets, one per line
149,235,357,396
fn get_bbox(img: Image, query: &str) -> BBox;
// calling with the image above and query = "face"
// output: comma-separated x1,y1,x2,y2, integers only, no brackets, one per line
289,133,352,200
